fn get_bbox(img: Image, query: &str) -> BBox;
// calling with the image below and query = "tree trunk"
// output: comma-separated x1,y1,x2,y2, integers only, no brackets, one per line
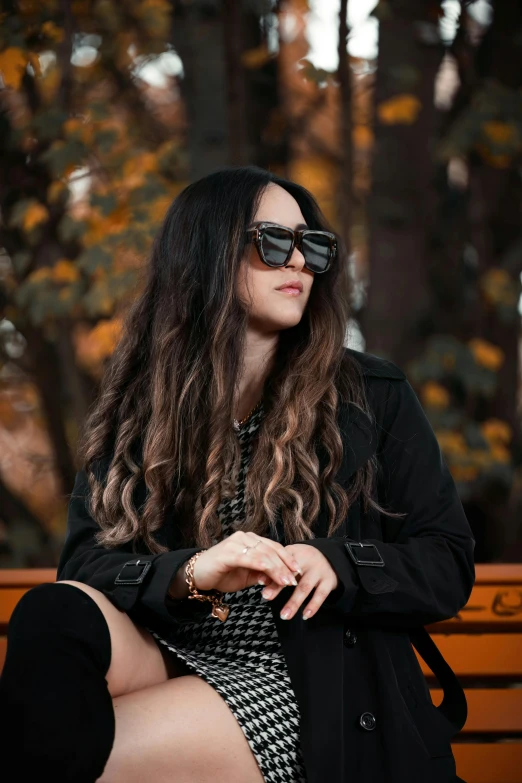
361,0,445,366
171,0,229,179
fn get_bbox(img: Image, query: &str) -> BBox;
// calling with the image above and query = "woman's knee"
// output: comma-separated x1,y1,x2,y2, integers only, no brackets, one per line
55,580,171,697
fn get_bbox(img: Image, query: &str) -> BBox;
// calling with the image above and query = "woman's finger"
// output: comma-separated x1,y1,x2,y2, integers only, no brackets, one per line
277,573,321,620
261,582,286,601
243,533,302,575
234,538,298,587
282,577,337,620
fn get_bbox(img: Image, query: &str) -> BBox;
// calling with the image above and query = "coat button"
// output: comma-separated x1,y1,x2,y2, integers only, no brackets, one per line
344,629,357,647
359,712,376,731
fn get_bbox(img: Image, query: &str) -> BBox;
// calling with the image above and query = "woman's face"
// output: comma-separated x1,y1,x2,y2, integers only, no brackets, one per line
237,183,314,333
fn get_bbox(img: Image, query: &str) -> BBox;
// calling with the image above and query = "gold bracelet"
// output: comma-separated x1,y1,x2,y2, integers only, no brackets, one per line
185,551,230,622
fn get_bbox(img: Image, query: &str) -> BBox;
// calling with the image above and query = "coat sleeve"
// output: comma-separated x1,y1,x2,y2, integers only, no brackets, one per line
57,468,214,628
300,376,476,628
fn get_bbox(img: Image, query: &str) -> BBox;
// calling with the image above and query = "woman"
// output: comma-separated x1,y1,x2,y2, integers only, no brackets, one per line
0,165,475,783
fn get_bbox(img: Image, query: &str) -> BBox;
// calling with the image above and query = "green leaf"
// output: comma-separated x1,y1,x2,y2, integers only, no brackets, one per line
94,128,118,155
76,245,112,273
32,108,69,141
91,192,118,216
39,139,87,177
11,250,32,274
57,215,87,243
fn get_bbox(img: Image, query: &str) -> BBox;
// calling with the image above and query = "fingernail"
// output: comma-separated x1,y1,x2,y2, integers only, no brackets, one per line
262,589,273,599
303,609,313,619
293,565,302,574
257,577,266,585
290,577,298,586
280,608,291,619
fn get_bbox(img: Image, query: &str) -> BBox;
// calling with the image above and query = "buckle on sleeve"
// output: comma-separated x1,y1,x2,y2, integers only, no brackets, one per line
345,542,385,567
114,559,152,585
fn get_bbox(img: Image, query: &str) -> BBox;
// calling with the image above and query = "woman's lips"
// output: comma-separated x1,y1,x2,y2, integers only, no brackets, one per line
277,287,302,296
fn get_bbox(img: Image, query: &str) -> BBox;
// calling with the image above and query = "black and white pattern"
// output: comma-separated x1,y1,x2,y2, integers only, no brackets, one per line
146,402,307,782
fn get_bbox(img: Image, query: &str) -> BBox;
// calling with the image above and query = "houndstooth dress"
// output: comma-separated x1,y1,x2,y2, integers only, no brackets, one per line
146,401,307,783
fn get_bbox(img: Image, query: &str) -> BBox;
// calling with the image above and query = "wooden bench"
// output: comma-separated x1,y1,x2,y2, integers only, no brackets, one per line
1,564,522,782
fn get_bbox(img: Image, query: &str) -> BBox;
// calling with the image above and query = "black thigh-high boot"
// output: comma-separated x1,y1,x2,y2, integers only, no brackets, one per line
0,582,115,783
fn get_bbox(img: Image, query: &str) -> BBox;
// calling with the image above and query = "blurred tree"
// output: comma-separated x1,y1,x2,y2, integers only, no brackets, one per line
0,0,187,560
360,0,446,365
359,0,522,560
172,0,288,178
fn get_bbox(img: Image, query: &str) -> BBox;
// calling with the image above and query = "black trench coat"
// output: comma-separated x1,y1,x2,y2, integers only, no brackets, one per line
57,347,476,783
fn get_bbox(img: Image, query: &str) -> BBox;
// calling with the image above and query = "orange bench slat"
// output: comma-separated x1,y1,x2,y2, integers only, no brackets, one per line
431,688,522,733
452,743,522,783
0,569,56,587
428,584,522,633
417,634,522,678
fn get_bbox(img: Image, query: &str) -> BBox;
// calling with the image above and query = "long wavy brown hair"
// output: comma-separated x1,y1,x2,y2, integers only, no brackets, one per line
79,165,392,554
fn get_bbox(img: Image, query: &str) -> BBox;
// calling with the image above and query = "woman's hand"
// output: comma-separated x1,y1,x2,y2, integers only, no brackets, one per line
192,531,302,594
259,544,339,620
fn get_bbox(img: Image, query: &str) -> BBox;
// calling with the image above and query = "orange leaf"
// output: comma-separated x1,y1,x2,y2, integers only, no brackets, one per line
241,45,272,69
377,94,422,125
421,381,450,409
0,47,28,90
41,20,65,43
468,338,504,372
483,121,516,145
23,203,49,232
51,259,80,283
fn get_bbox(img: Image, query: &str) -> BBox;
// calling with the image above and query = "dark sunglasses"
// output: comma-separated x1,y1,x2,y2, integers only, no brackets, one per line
245,221,337,274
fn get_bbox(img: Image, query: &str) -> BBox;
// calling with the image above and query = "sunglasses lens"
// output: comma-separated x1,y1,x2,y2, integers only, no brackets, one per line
301,233,332,273
261,226,293,266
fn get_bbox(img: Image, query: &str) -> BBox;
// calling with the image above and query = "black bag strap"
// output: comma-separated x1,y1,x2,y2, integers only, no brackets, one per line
408,626,468,733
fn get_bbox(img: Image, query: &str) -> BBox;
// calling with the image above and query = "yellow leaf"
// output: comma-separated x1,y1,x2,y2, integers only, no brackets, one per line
47,180,68,203
0,47,28,90
483,121,516,145
241,45,272,69
468,448,492,467
41,20,65,43
51,259,80,283
37,65,61,104
377,94,422,125
23,203,49,232
480,268,518,307
58,287,73,301
475,143,512,168
148,195,171,222
83,205,130,246
450,465,479,482
490,443,511,464
468,338,504,371
123,152,158,181
421,381,450,409
480,418,512,445
434,430,467,455
28,267,51,284
89,319,123,359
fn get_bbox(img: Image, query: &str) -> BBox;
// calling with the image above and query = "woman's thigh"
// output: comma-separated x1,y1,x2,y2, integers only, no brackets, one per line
56,580,188,697
99,674,265,783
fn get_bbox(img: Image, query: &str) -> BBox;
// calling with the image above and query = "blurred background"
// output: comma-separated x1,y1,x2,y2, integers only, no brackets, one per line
0,0,521,569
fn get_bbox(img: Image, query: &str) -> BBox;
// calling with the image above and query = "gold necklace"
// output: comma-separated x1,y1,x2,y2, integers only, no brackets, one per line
233,398,263,431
